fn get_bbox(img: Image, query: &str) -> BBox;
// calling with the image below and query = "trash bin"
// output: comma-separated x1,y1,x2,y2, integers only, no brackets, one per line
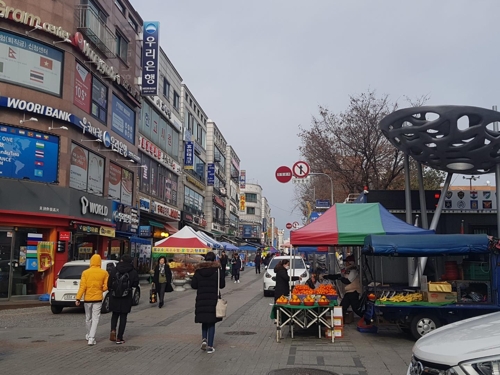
15,283,26,295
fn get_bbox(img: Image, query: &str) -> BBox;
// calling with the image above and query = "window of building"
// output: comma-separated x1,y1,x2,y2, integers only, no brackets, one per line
246,193,258,203
184,186,204,214
212,206,224,225
84,0,108,22
128,16,138,33
138,152,178,205
189,99,193,107
173,91,180,110
116,31,128,62
193,154,205,182
246,207,256,215
163,77,170,100
91,77,107,123
114,0,125,13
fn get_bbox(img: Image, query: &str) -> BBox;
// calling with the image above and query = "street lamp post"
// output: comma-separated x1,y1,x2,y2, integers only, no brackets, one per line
309,172,334,206
462,175,478,190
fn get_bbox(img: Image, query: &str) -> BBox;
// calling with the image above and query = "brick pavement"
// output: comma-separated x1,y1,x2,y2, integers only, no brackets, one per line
0,269,414,375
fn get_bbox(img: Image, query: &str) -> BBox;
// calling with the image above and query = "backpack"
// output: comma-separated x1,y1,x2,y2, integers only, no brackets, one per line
112,272,131,298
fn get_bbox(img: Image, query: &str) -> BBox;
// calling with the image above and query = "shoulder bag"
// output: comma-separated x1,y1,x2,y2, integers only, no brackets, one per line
216,268,227,318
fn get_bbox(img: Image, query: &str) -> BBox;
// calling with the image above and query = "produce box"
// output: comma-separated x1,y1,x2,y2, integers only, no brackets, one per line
428,282,452,293
424,291,457,303
333,306,343,317
334,327,344,338
334,317,344,327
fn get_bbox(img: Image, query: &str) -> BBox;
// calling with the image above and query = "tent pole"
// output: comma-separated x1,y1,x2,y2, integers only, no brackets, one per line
404,154,417,287
417,163,429,229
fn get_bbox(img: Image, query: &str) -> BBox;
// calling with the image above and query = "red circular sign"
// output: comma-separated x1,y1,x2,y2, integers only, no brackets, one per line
286,223,293,230
275,166,293,183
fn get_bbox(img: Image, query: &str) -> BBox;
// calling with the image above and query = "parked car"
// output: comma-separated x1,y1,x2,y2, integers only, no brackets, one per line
407,311,500,375
263,256,309,297
50,260,140,314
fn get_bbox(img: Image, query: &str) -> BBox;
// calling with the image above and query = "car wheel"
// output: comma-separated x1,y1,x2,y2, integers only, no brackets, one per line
410,314,441,340
101,294,110,314
51,305,63,314
132,288,140,306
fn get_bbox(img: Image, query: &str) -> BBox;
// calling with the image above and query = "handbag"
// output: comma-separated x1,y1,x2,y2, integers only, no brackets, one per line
215,269,227,318
149,283,157,304
166,282,173,293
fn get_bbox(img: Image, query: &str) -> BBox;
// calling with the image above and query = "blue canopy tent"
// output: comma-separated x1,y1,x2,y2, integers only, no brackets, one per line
197,231,224,249
363,234,490,256
239,244,260,252
220,241,239,251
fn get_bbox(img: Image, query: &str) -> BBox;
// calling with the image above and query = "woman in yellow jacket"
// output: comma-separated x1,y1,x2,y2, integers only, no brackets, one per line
75,254,109,346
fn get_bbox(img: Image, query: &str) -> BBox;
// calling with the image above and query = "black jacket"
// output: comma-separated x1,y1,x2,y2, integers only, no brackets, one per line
191,261,225,324
231,257,241,271
255,254,262,265
220,254,228,269
108,262,139,314
274,263,299,301
153,263,172,286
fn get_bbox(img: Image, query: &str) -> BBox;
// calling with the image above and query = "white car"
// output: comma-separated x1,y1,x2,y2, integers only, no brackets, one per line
263,256,309,297
407,311,500,375
50,260,140,314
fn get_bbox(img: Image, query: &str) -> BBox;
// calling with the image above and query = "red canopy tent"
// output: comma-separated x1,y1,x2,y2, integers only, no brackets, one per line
153,226,210,255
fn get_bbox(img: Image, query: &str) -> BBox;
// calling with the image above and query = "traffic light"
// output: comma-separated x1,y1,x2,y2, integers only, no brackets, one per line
56,241,66,253
434,192,441,207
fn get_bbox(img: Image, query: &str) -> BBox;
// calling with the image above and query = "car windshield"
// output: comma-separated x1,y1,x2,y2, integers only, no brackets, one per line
58,265,88,279
268,258,306,270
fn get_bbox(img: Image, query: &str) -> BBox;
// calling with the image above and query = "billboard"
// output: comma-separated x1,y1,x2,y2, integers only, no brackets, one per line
108,163,122,200
0,125,59,183
73,62,91,113
69,143,104,195
239,169,246,189
0,30,63,96
111,94,136,144
207,163,215,186
141,22,159,95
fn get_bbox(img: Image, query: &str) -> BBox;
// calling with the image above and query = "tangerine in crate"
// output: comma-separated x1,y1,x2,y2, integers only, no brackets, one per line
276,295,288,305
318,295,330,306
303,295,315,306
289,295,301,305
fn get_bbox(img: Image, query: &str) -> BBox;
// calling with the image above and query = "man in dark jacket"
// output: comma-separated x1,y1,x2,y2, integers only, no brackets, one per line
219,251,228,277
108,254,139,344
274,259,301,302
191,251,225,354
231,253,242,283
254,251,262,274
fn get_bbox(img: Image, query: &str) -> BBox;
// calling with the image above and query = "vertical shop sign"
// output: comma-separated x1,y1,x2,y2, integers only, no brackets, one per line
239,170,246,189
207,163,215,186
184,141,194,169
141,22,160,96
74,62,91,112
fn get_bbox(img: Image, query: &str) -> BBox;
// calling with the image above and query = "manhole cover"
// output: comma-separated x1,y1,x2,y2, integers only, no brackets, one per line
31,340,46,343
224,331,256,336
100,346,140,353
268,369,338,375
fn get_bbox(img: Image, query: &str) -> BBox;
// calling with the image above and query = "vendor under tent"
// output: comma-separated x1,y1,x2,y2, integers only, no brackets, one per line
196,230,224,249
220,241,239,251
153,225,211,256
290,203,435,247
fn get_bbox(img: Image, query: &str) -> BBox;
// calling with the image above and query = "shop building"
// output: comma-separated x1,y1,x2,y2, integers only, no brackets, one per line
180,84,209,233
0,0,143,299
225,145,241,243
239,182,264,245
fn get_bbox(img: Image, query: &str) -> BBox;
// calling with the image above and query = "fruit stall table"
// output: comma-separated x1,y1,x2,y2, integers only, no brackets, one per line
270,301,338,343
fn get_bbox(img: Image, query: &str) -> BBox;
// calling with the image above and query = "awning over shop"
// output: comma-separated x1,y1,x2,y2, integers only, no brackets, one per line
130,236,151,245
164,223,179,234
149,220,165,229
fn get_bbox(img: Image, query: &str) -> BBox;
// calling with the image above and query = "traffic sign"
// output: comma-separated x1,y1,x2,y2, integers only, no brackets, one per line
292,161,310,178
286,222,293,230
292,221,300,229
275,166,293,183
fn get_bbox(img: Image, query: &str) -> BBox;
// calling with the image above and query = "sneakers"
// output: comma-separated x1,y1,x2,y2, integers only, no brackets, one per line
110,330,116,342
234,281,237,283
237,280,240,283
85,334,89,341
87,338,96,346
116,339,125,344
206,347,215,354
201,339,207,351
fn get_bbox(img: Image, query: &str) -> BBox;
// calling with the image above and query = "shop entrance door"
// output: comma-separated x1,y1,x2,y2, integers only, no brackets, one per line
0,230,14,299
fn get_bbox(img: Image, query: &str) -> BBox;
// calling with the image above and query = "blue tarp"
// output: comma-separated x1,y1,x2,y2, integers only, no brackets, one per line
363,234,490,256
220,241,239,251
197,231,224,249
239,245,260,251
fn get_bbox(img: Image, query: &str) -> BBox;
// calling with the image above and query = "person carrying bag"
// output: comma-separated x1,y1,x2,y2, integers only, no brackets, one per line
216,268,227,318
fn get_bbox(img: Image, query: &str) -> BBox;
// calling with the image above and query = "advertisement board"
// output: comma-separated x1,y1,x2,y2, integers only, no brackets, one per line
239,170,246,189
87,152,104,195
69,143,88,191
111,94,136,144
141,22,159,95
207,163,215,186
0,125,59,183
73,62,91,113
184,141,194,169
0,30,63,96
121,168,133,206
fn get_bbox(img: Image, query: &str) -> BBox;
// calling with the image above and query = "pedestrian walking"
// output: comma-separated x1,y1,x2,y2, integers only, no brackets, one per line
254,251,262,274
231,253,241,283
75,254,109,346
108,254,139,344
152,256,173,308
191,251,225,354
219,250,228,278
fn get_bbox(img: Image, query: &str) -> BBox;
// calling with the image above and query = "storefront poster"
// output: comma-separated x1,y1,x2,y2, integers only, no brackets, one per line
112,201,138,234
121,169,133,205
37,241,54,272
138,243,151,262
19,246,26,266
69,143,88,191
25,258,38,271
87,152,104,195
108,163,122,200
74,62,91,113
111,94,136,144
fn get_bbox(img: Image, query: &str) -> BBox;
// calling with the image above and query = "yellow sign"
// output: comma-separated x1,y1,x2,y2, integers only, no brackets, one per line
99,227,116,237
152,247,208,254
78,247,93,254
37,241,54,272
239,194,246,211
111,246,121,254
186,175,205,191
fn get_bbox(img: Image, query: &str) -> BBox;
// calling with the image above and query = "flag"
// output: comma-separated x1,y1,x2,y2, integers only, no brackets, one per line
35,134,42,139
35,161,44,166
30,70,44,84
35,150,44,158
34,169,43,177
43,135,49,140
8,47,16,59
36,142,44,148
27,132,33,137
40,56,53,70
18,130,25,135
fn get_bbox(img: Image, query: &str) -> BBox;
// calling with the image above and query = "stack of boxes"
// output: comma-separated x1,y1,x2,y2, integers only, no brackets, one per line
333,306,344,339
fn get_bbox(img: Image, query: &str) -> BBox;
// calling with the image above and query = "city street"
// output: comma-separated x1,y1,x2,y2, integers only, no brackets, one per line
0,270,414,375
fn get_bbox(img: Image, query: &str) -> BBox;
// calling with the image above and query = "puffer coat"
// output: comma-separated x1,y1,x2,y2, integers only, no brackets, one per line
76,254,109,302
191,261,225,324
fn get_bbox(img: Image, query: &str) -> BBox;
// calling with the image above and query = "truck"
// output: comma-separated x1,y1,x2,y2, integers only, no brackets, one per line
361,233,500,340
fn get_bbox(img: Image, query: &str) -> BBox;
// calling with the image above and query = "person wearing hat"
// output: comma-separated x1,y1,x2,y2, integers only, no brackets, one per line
324,255,363,318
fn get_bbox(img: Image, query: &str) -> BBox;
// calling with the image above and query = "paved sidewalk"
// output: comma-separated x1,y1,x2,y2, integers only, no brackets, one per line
0,269,414,375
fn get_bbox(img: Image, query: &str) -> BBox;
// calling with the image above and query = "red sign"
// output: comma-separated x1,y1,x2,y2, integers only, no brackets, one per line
292,161,310,178
275,166,293,183
285,223,292,230
73,62,91,113
59,231,71,241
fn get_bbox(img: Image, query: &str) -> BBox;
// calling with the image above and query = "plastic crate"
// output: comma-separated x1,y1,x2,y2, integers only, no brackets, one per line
455,280,492,303
463,262,490,281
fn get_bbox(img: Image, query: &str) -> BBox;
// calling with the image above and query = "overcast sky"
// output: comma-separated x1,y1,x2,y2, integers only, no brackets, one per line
130,0,500,237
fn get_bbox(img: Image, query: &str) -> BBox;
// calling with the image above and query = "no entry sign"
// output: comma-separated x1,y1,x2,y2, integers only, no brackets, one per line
286,222,292,230
275,166,293,183
292,161,310,178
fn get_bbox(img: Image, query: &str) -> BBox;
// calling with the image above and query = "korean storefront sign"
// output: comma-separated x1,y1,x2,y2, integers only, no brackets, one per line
239,170,246,189
140,197,151,212
213,195,226,208
184,141,194,169
239,194,246,211
152,201,180,220
99,227,115,237
112,201,138,234
207,163,215,186
186,174,205,191
139,136,181,174
141,21,160,96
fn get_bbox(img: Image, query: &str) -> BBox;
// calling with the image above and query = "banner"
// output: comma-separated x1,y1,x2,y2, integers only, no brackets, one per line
207,163,215,186
239,194,246,211
37,241,54,272
184,141,194,169
239,170,246,189
141,22,159,95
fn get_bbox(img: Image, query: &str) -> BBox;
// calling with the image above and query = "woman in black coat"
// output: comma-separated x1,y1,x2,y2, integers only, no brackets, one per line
107,254,139,344
274,259,301,302
152,256,173,308
231,253,241,283
191,251,225,354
